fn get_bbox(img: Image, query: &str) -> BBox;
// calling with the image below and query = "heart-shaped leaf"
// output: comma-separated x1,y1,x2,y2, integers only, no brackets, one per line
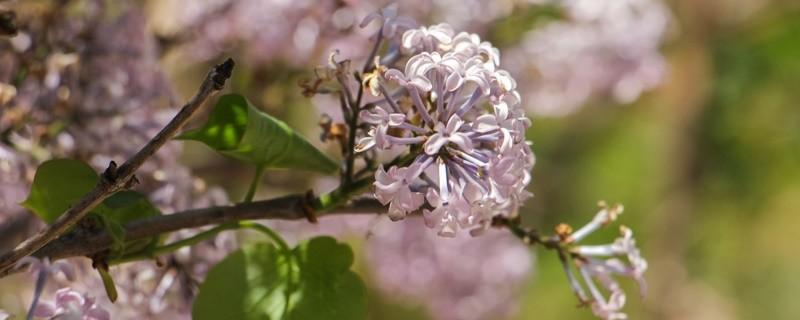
21,159,99,223
22,159,161,254
193,236,367,320
178,94,338,174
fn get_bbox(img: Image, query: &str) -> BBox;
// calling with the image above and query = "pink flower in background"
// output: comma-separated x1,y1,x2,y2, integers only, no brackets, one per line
16,257,76,282
33,288,110,320
506,0,670,116
359,3,417,39
366,217,533,320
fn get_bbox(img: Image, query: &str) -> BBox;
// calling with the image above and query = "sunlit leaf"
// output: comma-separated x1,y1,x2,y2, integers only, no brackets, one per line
21,159,99,223
178,94,338,174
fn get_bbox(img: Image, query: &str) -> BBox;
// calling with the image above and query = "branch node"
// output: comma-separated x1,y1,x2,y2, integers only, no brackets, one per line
301,190,319,224
124,175,140,189
211,58,235,90
102,160,119,183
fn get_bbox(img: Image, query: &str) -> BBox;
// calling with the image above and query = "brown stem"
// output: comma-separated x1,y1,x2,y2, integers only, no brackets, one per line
0,197,383,278
0,58,235,274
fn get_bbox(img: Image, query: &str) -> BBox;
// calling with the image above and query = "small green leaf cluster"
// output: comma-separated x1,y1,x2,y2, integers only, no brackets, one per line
193,236,367,320
22,159,161,255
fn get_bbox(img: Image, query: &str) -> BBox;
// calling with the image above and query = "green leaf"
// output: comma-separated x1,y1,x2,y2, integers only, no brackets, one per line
22,159,161,254
178,94,338,174
287,237,366,320
94,191,162,255
96,191,162,225
193,236,367,320
21,159,99,223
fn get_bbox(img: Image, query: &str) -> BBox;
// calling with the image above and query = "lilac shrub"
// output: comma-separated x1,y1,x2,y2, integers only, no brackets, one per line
0,2,662,320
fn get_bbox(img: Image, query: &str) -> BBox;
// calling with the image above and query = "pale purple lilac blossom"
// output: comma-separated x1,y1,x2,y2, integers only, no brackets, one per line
16,257,77,320
562,204,648,320
358,22,534,237
151,0,532,65
32,288,110,320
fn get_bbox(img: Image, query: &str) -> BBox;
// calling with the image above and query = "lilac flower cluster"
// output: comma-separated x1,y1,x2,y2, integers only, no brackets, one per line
358,22,534,237
560,203,648,320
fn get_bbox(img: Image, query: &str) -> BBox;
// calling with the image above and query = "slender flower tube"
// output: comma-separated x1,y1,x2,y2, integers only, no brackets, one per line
557,203,648,320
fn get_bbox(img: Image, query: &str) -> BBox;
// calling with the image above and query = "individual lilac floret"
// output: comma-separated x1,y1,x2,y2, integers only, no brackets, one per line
33,288,110,320
359,3,418,39
358,23,534,237
16,257,76,282
401,23,455,53
558,203,648,320
374,164,426,221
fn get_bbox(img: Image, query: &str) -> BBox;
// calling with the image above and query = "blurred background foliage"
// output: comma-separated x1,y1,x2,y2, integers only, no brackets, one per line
151,0,800,318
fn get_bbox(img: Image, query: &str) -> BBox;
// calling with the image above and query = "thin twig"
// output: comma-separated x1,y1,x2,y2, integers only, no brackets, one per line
343,72,364,184
0,58,236,274
362,26,384,74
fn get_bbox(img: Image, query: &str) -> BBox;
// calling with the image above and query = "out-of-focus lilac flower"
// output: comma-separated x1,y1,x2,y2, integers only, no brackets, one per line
0,3,231,318
558,203,648,320
0,144,33,234
359,3,417,39
151,0,534,66
366,217,533,320
33,288,110,320
16,256,78,320
150,0,368,64
506,0,670,116
358,23,534,237
0,309,9,320
16,257,76,282
402,23,454,53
